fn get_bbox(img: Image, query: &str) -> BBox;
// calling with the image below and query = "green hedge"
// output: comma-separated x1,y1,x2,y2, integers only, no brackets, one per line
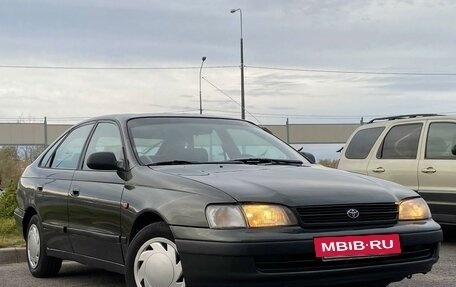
0,185,17,218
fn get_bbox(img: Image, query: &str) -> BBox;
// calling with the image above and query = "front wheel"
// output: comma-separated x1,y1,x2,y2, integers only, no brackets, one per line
125,222,185,287
26,215,62,277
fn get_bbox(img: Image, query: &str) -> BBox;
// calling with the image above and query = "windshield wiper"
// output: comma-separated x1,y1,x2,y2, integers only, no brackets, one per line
147,160,200,166
232,158,303,165
148,159,302,166
148,160,244,166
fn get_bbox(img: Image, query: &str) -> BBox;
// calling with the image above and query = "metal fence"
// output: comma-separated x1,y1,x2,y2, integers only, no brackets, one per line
0,119,360,146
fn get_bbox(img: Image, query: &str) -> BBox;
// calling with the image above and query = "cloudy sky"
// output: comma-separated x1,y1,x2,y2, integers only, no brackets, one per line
1,0,456,125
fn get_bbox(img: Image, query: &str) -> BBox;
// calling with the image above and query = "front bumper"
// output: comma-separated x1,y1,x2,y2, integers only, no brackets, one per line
172,220,442,287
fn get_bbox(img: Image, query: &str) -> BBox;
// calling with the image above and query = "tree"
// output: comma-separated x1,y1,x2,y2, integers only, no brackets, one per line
19,145,45,165
0,145,44,218
0,146,22,188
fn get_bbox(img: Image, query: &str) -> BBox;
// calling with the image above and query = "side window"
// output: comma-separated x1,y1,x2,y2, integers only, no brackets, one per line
83,123,123,170
50,124,94,169
345,127,385,159
40,137,65,168
377,124,422,159
425,122,456,159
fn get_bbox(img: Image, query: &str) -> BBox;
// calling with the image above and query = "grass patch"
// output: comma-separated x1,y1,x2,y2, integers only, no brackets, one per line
0,217,25,248
318,159,340,168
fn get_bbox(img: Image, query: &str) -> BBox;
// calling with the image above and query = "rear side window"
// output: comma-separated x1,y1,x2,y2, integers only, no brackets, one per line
50,124,94,169
345,127,384,159
40,137,65,168
426,122,456,159
377,124,422,159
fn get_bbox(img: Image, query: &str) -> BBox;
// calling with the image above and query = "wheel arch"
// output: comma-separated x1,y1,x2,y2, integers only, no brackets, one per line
22,207,38,238
128,210,169,245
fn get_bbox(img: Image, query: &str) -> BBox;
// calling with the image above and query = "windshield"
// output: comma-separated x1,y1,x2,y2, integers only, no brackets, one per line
128,117,306,165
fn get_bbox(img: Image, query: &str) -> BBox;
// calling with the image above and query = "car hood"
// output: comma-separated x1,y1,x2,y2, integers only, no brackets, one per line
151,164,419,206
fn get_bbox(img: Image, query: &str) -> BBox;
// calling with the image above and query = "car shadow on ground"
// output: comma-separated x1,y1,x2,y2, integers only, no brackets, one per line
48,262,126,286
442,226,456,243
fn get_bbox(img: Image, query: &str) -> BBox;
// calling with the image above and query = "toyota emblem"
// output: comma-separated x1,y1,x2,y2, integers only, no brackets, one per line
347,208,360,219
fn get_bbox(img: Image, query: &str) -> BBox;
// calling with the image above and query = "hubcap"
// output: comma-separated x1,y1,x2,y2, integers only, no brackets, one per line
134,237,185,287
27,224,40,269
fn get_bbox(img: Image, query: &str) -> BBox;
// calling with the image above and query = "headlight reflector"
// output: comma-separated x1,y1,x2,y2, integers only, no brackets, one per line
206,205,246,229
241,204,297,228
398,198,431,221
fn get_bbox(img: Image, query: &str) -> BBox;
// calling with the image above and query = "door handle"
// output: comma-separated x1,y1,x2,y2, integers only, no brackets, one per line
36,185,43,192
70,185,80,197
372,167,385,173
421,167,436,174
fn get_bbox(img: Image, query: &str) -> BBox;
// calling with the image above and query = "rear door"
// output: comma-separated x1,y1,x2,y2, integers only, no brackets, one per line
367,123,424,190
339,126,385,174
68,121,125,264
418,121,456,224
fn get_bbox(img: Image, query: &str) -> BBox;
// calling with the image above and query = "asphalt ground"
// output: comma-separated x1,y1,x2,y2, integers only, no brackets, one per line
0,227,455,287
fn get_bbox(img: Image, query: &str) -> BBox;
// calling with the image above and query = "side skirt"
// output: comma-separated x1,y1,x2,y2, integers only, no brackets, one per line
47,248,125,274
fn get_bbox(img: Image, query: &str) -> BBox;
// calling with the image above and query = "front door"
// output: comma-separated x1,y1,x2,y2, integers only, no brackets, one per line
68,122,125,264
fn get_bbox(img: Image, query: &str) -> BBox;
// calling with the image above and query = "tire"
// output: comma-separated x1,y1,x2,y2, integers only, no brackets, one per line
26,215,62,278
125,222,185,287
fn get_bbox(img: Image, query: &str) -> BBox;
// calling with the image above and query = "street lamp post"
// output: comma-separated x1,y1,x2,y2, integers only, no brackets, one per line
230,8,245,120
199,56,207,114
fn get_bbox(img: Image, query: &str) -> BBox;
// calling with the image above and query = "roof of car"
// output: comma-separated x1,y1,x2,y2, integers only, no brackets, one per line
77,113,248,125
364,114,449,127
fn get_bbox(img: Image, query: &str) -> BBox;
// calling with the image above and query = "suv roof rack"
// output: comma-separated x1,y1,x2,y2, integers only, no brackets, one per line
367,113,441,124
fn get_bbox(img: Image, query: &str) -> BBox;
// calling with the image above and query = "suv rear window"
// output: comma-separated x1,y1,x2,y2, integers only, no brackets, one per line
377,123,423,159
345,127,385,159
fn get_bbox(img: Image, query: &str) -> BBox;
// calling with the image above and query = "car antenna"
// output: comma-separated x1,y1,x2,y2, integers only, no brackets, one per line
202,77,262,125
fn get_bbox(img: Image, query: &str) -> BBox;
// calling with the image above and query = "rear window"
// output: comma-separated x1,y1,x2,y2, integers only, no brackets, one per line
345,127,385,159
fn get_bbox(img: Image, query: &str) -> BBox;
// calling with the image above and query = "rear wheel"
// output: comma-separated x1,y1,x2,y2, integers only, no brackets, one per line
125,222,185,287
26,215,62,277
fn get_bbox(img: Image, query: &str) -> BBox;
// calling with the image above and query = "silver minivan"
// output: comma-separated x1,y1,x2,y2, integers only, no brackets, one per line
339,114,456,225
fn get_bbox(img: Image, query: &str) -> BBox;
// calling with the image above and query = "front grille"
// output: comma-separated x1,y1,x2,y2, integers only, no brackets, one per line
255,244,436,273
296,203,398,229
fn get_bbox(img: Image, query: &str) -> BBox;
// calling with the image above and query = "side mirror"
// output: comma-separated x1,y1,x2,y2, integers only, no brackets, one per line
300,151,316,164
452,145,456,156
87,152,121,171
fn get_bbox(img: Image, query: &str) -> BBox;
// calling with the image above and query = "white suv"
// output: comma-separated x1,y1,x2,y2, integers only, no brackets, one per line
338,114,456,225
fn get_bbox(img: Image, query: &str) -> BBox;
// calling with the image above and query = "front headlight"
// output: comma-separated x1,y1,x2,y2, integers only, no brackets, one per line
241,204,297,227
206,204,297,229
398,198,431,221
